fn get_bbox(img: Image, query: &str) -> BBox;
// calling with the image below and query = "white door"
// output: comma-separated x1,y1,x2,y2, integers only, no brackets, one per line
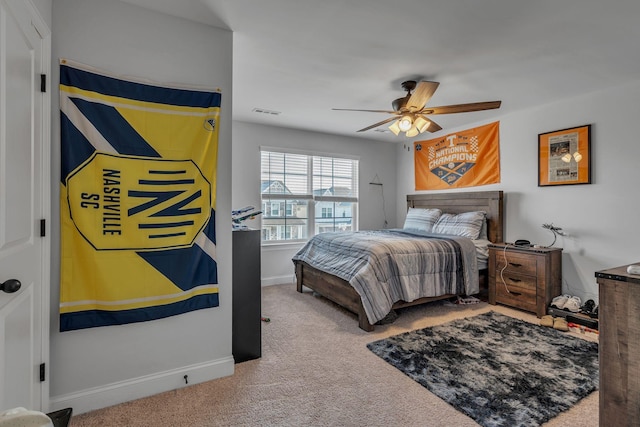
0,0,49,412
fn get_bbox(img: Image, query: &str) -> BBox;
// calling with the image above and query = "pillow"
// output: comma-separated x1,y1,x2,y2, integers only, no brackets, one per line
432,211,487,239
478,217,488,240
403,208,442,232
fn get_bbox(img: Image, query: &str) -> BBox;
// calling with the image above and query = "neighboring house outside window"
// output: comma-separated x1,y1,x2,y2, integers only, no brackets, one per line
260,149,358,243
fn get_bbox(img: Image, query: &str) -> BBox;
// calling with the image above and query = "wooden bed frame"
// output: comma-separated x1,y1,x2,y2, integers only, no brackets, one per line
294,190,504,331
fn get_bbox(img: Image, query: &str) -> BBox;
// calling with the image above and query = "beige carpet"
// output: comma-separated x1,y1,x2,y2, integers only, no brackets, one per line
70,284,599,426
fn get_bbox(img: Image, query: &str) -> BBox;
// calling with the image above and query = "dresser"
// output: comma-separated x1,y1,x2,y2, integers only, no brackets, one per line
595,263,640,427
488,243,562,317
232,229,261,363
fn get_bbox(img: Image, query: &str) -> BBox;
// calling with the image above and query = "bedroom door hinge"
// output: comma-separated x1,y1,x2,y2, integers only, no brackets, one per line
40,363,45,382
40,74,46,93
40,219,46,237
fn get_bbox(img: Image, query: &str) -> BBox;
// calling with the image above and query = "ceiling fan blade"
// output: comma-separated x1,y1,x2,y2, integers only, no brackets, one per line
406,81,440,111
357,116,399,132
425,118,442,133
332,108,399,114
424,101,502,115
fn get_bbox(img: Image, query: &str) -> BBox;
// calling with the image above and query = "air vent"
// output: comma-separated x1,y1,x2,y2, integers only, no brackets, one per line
252,108,281,116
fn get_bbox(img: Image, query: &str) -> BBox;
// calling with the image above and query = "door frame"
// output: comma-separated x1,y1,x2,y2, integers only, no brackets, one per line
39,16,52,415
12,0,52,411
34,1,52,411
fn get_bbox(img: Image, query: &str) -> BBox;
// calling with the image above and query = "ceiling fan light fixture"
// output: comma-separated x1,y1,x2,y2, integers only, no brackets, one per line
388,120,401,135
405,126,419,137
333,80,501,136
561,153,572,163
414,116,431,133
398,115,413,132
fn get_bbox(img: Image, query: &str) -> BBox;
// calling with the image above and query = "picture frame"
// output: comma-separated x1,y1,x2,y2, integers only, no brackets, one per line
538,124,591,186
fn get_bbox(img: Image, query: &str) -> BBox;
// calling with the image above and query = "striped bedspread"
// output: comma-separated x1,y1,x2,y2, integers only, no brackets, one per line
292,229,479,324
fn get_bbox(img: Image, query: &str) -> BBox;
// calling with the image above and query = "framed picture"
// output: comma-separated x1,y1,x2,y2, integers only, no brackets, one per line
538,124,591,186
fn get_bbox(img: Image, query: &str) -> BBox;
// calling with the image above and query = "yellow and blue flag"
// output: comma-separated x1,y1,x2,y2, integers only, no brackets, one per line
59,59,221,331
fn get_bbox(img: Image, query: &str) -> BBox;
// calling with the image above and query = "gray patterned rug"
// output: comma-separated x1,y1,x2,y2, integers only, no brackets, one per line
367,311,598,427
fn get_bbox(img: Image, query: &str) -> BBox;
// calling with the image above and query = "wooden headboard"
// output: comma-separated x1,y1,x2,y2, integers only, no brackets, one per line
407,191,504,243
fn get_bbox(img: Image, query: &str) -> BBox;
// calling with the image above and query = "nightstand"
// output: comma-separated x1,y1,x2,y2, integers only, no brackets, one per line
488,243,562,317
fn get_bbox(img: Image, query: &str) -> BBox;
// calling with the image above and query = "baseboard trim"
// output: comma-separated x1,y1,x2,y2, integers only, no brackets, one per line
261,275,294,286
49,356,234,415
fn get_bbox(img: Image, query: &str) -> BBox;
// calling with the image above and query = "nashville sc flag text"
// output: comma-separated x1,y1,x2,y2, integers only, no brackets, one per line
59,59,221,331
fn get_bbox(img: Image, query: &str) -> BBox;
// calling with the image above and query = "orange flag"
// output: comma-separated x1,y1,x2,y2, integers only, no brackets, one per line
414,121,500,190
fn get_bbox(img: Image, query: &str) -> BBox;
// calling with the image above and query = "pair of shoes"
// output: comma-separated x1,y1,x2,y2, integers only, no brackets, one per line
580,299,599,318
550,294,581,312
540,314,569,332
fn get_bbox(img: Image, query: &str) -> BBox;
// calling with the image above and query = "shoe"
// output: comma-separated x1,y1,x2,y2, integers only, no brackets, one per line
563,296,582,313
553,317,569,332
540,315,554,327
550,294,571,309
580,299,595,315
589,305,598,319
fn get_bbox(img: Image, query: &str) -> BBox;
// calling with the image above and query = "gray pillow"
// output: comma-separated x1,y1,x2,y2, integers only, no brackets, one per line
432,211,487,239
403,208,442,232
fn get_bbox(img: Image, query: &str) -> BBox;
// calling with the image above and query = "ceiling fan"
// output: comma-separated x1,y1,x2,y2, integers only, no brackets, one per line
333,80,501,137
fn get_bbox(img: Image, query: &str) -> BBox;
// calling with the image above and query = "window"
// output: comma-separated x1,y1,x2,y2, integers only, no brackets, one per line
270,202,280,217
261,149,358,243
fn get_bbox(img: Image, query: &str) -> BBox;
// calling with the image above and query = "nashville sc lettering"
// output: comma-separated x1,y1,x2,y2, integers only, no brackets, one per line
80,169,121,235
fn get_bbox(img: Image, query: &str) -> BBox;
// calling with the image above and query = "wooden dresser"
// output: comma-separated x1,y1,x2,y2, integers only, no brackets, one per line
488,243,562,318
595,263,640,427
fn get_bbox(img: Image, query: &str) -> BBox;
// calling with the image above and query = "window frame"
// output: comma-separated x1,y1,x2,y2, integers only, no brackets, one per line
260,147,359,245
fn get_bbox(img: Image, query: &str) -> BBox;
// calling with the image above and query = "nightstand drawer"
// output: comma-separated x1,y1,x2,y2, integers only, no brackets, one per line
494,252,537,276
495,277,537,312
498,273,537,291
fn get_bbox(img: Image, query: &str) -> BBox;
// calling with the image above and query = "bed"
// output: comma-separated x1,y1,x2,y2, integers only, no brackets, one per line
293,190,504,331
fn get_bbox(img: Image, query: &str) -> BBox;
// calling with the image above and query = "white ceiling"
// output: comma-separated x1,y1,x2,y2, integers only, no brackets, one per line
120,0,640,143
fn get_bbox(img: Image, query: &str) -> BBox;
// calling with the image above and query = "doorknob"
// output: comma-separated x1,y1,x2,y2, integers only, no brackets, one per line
1,279,21,293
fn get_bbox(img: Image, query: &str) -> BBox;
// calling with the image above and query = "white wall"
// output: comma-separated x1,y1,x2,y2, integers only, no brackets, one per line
32,0,51,28
50,0,233,414
232,121,397,285
396,79,640,305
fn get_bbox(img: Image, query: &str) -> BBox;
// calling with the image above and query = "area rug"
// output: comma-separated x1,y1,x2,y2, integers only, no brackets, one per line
367,311,598,427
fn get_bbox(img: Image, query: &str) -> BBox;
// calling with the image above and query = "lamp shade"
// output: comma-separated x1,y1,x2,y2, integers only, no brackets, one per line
398,115,413,132
388,120,401,135
414,116,431,133
561,153,572,163
406,126,419,137
573,151,583,162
